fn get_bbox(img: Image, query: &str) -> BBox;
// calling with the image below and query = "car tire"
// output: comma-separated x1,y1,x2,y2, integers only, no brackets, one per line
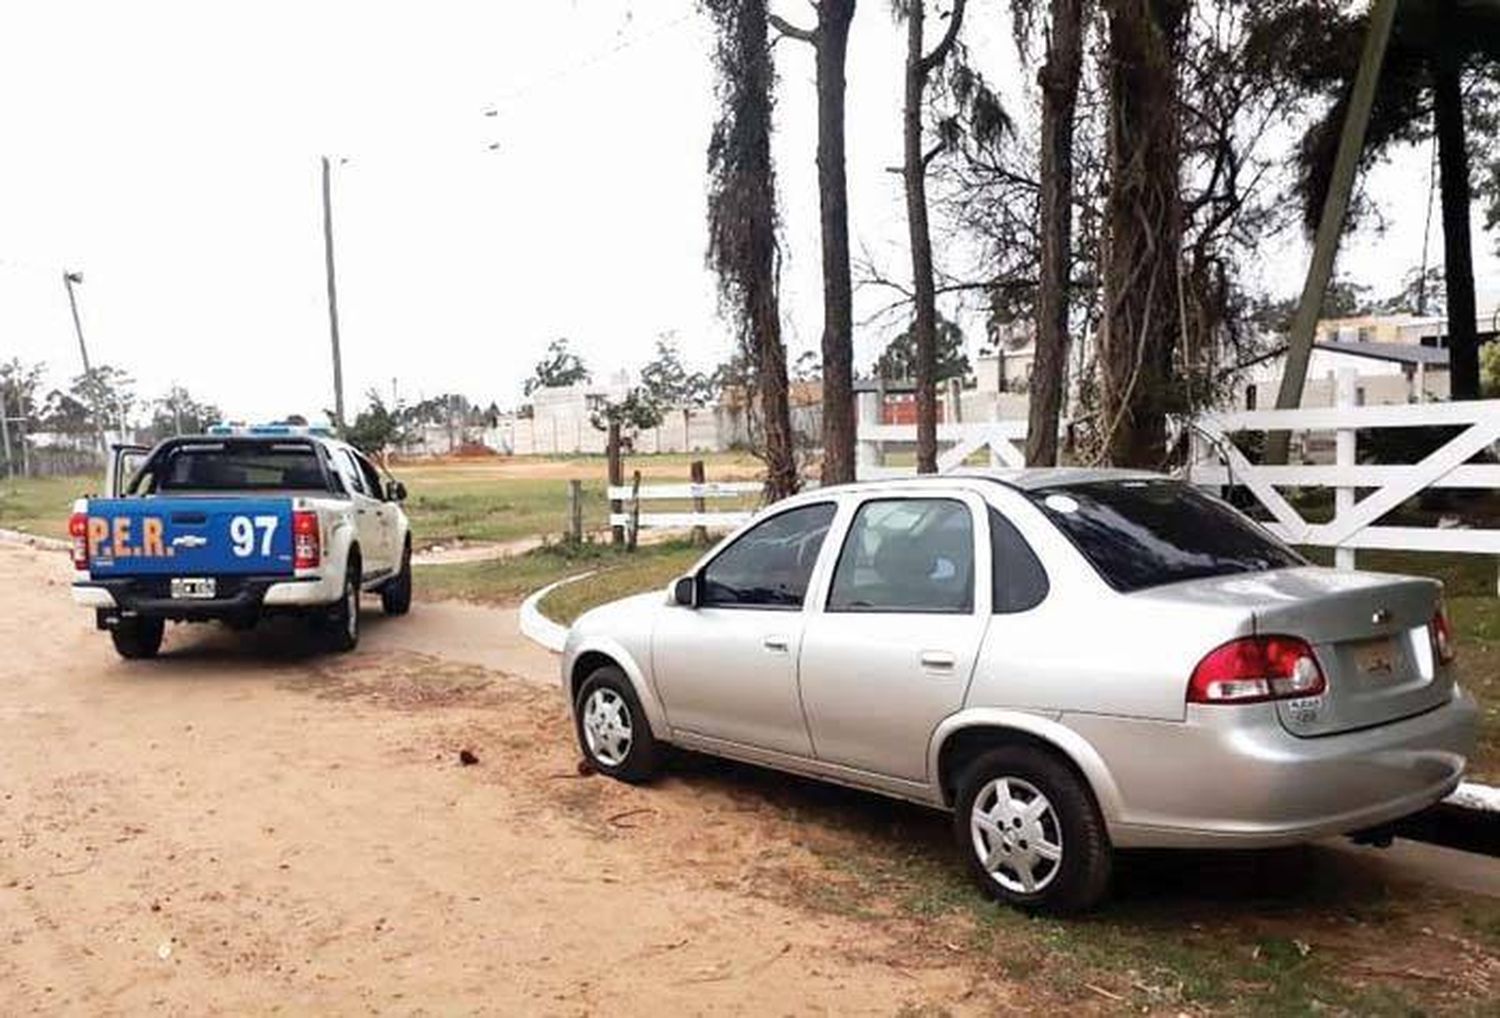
574,664,660,784
111,617,165,660
323,556,361,653
381,540,412,616
953,746,1112,915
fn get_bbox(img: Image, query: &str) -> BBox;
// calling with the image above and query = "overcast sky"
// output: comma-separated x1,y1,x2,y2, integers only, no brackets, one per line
1,1,1496,423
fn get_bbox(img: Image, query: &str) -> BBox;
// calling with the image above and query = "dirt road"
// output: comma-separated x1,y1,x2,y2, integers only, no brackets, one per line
5,541,1498,1015
0,544,988,1015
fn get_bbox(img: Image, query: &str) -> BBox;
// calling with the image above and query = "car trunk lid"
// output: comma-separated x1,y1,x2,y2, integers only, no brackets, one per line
1250,569,1448,737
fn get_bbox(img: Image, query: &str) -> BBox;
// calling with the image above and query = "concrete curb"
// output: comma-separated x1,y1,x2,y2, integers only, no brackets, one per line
517,571,595,654
0,528,69,552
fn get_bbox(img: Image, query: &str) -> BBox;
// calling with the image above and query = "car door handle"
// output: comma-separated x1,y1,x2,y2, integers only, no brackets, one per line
763,636,790,653
920,651,956,670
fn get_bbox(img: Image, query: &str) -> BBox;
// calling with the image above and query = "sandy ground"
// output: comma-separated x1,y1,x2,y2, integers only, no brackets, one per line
0,544,991,1016
5,540,1499,1016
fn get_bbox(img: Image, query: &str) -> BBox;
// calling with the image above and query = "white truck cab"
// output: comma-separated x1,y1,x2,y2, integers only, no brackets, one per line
70,424,413,658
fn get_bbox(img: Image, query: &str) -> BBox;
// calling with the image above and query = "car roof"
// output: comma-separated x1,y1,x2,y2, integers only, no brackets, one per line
808,466,1165,497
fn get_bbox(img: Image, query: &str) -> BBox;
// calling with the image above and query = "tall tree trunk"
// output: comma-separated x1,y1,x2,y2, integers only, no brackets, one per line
1099,0,1185,468
816,1,857,484
1433,53,1479,400
1025,0,1084,468
902,0,966,475
705,0,799,500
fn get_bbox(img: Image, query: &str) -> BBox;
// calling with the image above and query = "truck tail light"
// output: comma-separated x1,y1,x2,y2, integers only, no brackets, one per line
69,511,89,570
1430,607,1456,666
1188,635,1325,705
292,510,320,570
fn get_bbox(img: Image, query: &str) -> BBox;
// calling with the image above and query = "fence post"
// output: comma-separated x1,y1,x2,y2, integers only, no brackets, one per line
627,470,642,552
566,479,583,545
690,459,708,546
608,424,624,546
1334,368,1357,571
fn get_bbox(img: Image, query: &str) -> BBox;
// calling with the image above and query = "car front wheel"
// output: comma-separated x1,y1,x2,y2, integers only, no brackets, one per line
953,746,1112,915
574,665,659,783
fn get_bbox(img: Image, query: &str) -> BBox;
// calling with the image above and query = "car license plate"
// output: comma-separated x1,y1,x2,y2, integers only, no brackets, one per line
170,577,217,600
1352,636,1399,679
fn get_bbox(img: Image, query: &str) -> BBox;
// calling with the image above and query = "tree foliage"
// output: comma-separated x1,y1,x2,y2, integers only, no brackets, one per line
149,385,222,441
524,338,590,396
875,314,971,382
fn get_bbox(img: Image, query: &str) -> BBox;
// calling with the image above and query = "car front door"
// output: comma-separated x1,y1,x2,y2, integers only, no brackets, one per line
352,451,397,577
651,500,839,758
798,493,991,782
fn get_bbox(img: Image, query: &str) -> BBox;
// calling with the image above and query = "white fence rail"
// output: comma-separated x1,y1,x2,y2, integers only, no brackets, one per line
1188,370,1500,579
857,420,1029,476
607,481,761,531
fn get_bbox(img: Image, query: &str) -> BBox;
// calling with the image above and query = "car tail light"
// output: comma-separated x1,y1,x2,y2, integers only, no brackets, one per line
1188,635,1325,705
69,511,89,570
1430,607,1456,666
292,510,320,570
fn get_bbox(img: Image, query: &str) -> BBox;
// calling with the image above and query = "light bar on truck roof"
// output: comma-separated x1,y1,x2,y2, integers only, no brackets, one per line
205,423,336,438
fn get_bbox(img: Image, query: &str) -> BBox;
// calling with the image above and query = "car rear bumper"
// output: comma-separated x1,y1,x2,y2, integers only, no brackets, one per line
73,573,338,620
1067,689,1478,849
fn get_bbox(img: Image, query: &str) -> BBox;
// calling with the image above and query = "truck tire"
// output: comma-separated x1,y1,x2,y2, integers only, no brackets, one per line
323,555,361,653
111,617,165,660
381,540,412,616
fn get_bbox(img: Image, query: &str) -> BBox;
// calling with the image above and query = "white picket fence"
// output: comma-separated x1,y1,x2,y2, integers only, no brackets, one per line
606,480,761,532
850,374,1500,587
1186,370,1500,582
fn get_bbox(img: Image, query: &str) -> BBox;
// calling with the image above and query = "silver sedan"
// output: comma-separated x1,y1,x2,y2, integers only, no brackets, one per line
561,470,1477,913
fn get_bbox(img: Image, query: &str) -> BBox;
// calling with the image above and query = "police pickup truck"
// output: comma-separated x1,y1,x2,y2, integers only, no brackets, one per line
69,425,412,659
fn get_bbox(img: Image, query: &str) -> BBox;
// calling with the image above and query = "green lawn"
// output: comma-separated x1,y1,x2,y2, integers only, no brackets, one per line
0,474,100,538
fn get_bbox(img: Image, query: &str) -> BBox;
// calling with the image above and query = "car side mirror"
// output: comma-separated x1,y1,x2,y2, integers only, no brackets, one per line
672,575,696,607
386,480,407,502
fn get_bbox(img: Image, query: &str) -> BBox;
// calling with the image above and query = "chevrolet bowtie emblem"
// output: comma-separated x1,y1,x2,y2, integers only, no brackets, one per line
171,534,208,549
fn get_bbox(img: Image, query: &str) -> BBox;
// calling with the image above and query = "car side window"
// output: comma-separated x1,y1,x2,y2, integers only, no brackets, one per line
339,450,368,496
989,508,1048,613
700,502,837,609
827,498,974,614
354,453,384,500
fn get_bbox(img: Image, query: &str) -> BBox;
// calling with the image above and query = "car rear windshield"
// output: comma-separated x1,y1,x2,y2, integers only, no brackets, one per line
146,441,330,492
1028,479,1304,592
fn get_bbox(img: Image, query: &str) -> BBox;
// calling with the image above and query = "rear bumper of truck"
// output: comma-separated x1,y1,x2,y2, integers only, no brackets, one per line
73,572,340,622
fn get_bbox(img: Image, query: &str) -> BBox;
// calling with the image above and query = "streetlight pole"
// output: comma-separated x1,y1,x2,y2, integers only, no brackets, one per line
321,156,346,433
63,270,109,456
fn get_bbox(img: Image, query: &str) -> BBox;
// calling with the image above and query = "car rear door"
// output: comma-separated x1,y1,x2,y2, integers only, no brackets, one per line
797,491,991,782
334,447,392,577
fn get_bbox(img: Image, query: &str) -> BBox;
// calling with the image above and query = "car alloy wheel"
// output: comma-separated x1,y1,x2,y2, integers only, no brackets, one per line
582,687,633,767
969,776,1063,895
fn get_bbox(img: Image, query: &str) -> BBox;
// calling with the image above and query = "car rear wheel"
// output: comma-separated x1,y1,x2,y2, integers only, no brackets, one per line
574,665,659,783
953,746,1111,915
322,558,361,653
111,617,165,660
381,540,412,616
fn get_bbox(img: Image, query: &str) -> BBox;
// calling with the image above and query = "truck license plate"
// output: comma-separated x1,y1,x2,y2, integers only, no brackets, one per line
170,577,217,600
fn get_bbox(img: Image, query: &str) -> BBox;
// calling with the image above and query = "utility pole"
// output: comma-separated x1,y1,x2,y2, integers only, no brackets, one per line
321,156,346,433
0,385,12,481
63,270,109,456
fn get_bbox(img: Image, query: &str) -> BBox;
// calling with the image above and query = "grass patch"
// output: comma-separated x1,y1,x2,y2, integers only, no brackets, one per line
419,539,703,615
0,474,98,538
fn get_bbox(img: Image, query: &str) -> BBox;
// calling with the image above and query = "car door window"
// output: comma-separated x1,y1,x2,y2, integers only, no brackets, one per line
354,453,385,500
339,451,368,496
700,502,836,609
989,508,1048,613
827,498,974,614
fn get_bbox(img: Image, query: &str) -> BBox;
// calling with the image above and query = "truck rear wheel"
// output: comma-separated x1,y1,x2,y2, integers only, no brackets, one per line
381,540,412,616
322,557,361,653
111,617,165,660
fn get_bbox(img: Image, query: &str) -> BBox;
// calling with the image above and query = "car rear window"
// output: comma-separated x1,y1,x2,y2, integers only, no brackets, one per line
149,442,329,492
1029,479,1304,593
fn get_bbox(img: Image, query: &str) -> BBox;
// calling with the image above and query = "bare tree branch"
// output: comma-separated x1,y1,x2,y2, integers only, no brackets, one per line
767,13,816,43
919,0,968,74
